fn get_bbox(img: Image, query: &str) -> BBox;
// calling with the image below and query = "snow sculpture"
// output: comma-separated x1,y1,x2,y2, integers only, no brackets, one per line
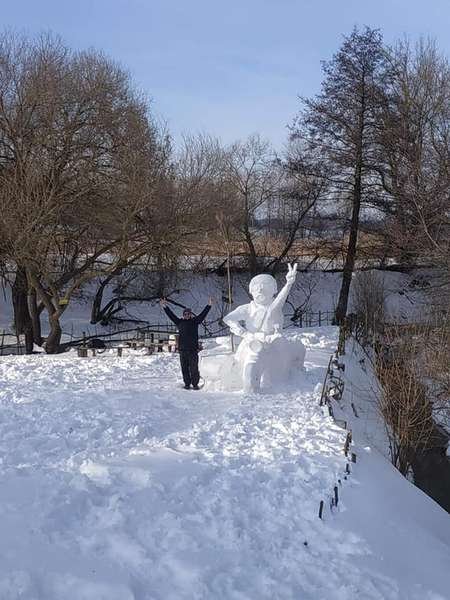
200,264,305,392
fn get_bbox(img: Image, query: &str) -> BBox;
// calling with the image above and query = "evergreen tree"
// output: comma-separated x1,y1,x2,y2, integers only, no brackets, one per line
291,27,386,323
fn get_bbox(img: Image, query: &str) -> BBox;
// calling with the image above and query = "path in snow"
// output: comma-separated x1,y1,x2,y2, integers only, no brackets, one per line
0,327,449,600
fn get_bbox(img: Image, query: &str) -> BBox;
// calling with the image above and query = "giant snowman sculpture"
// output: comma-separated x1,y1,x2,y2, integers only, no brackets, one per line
200,263,306,392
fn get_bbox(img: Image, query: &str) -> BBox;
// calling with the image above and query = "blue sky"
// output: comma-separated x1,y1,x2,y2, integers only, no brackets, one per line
3,0,449,148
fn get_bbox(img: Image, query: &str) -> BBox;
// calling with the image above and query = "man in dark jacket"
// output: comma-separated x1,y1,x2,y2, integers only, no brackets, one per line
160,298,213,389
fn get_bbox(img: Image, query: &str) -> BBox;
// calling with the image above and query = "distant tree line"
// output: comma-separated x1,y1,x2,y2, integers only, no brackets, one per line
0,28,448,352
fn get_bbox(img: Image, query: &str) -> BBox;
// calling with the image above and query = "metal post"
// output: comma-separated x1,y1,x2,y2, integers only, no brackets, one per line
78,331,88,357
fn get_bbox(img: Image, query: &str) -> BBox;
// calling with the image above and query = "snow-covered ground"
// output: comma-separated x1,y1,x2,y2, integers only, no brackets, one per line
0,327,449,599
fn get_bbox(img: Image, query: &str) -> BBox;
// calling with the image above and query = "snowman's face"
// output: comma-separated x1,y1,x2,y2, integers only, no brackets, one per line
249,276,277,306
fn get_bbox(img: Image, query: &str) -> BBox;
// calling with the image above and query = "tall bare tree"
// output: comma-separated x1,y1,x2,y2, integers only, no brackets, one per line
291,27,387,323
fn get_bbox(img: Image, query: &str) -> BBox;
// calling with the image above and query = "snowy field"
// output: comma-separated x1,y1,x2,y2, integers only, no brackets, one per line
0,327,449,599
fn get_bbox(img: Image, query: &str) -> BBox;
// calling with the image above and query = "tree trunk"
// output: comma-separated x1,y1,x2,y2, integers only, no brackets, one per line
23,327,34,354
335,83,365,325
91,261,129,325
27,269,61,353
243,224,259,275
28,287,43,347
335,172,362,324
91,272,116,324
45,314,62,354
11,267,34,354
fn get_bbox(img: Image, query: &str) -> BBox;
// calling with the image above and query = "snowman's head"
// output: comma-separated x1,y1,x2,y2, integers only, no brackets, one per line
249,274,277,306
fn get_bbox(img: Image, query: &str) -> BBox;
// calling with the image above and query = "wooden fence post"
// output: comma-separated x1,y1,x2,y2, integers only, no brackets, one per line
344,431,352,456
319,355,333,406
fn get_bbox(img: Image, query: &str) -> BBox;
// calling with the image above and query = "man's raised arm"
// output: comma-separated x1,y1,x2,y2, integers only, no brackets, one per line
194,297,214,324
160,299,181,325
194,305,210,324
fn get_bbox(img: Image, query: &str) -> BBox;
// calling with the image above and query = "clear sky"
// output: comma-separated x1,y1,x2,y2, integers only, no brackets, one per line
2,0,449,148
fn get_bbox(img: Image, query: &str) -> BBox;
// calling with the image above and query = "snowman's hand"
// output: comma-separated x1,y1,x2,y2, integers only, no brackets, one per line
285,262,298,284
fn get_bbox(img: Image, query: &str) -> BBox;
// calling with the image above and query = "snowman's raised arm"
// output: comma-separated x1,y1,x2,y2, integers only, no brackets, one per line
269,263,298,313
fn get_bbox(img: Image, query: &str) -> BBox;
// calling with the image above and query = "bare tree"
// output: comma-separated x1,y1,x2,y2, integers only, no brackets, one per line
0,32,167,352
89,133,229,326
377,39,450,303
222,134,280,274
265,143,328,274
171,133,224,238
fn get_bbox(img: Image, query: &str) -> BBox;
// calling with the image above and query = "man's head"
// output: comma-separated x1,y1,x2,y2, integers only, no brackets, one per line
249,274,277,306
183,308,194,319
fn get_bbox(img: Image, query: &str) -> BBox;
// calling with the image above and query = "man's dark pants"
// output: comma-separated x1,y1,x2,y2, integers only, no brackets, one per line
179,350,200,387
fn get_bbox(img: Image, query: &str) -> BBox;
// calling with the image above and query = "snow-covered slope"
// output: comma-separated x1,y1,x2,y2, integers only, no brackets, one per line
0,327,449,599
